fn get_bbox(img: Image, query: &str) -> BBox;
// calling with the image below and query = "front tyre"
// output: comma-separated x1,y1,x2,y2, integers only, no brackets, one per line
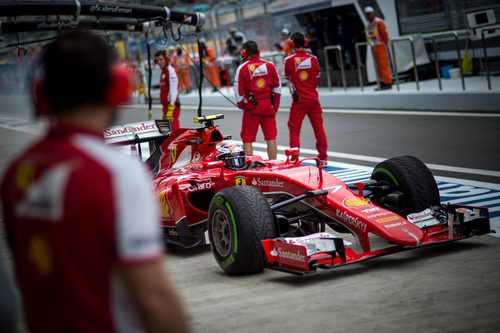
371,156,440,217
208,186,276,275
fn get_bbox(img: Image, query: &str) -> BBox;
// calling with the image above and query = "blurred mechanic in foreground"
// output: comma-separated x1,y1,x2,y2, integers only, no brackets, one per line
155,50,181,130
234,41,281,159
1,31,190,333
365,6,392,90
284,32,328,167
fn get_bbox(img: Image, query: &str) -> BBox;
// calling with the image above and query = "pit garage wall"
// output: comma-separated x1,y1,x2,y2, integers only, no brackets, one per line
270,0,400,84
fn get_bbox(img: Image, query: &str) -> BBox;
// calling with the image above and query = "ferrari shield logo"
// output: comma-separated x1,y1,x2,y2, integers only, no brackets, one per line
295,58,301,65
171,144,177,163
15,162,35,193
249,65,255,72
29,234,53,275
235,176,246,186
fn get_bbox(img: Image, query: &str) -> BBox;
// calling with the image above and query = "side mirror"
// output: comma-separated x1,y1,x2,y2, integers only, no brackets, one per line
285,147,300,163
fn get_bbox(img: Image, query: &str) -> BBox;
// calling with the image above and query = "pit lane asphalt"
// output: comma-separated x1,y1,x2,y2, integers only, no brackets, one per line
1,96,499,333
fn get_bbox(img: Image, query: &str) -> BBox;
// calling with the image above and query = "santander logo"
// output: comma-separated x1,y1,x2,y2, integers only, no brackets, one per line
277,248,306,262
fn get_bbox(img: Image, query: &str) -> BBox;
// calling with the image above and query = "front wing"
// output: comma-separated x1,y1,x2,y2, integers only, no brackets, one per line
261,204,491,275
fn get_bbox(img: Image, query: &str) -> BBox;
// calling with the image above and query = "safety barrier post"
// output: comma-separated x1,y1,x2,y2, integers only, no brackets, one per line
432,32,465,91
355,41,379,91
481,29,494,90
390,37,419,91
323,45,346,92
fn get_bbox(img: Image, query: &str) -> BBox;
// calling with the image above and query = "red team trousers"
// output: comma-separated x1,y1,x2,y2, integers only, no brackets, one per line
288,99,328,161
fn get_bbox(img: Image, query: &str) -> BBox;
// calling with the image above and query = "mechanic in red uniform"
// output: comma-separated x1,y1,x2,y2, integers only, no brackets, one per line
154,50,181,130
284,32,328,167
0,31,190,333
234,41,281,159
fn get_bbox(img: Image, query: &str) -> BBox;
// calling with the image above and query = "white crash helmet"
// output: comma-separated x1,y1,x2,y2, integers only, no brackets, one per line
216,141,246,170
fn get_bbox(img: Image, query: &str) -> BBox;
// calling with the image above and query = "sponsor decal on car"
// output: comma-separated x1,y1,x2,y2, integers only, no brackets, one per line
375,215,401,224
367,211,393,219
188,180,214,192
343,196,370,208
104,122,157,138
251,177,284,188
384,221,408,229
235,176,246,186
407,208,441,227
361,207,380,214
335,209,367,233
275,242,309,271
407,209,434,223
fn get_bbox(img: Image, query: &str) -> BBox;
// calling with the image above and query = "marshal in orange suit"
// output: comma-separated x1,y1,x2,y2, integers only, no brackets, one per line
365,6,392,90
199,39,220,92
176,47,192,93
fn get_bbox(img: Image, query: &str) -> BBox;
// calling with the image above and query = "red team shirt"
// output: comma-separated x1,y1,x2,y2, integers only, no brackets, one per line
160,64,179,106
1,124,164,333
234,56,281,116
284,49,320,101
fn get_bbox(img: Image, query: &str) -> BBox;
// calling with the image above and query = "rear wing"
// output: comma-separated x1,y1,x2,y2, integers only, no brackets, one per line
104,119,170,145
104,120,170,166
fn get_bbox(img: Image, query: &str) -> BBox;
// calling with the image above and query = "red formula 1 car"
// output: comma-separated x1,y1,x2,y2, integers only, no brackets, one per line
107,114,491,275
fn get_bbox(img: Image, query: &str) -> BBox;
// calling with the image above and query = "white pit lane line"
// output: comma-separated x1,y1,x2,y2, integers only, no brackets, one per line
126,104,500,118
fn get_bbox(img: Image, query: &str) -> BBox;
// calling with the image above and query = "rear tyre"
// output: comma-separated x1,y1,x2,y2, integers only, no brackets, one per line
208,186,277,275
370,155,440,217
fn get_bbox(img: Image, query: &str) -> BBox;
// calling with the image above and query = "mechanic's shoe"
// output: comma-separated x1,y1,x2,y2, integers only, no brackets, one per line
319,160,329,168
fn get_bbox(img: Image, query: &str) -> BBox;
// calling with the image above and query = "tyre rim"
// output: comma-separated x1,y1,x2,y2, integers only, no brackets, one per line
212,208,232,257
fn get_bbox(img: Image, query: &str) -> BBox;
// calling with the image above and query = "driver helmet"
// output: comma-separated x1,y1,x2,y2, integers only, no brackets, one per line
216,141,246,170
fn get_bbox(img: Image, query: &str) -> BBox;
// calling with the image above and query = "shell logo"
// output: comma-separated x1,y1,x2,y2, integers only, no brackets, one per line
299,70,308,81
342,196,369,208
255,78,266,88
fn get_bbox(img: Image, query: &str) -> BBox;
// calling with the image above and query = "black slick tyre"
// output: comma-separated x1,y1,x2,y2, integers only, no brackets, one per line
208,186,276,275
371,155,440,217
